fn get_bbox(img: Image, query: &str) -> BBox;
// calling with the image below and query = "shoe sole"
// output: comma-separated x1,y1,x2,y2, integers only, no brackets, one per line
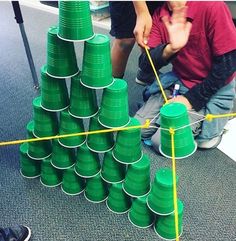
135,78,148,86
24,226,31,241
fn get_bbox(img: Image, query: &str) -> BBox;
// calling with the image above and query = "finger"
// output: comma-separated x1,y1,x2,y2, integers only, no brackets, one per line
133,28,145,48
171,6,187,24
185,21,192,34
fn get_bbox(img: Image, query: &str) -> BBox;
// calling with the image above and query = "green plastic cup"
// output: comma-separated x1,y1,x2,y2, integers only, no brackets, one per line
128,195,155,228
32,96,59,138
46,25,79,78
40,157,62,187
112,118,142,164
40,65,69,112
26,121,52,160
147,168,179,215
19,143,41,178
100,150,126,183
81,34,114,89
84,173,108,203
58,109,86,148
87,114,114,153
58,1,94,42
69,73,98,118
74,143,101,178
159,102,197,159
98,79,130,128
154,199,184,240
61,167,85,195
106,183,132,214
123,154,150,197
51,140,75,169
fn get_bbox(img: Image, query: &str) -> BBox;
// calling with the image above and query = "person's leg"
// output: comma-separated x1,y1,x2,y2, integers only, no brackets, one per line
111,38,136,78
0,225,31,241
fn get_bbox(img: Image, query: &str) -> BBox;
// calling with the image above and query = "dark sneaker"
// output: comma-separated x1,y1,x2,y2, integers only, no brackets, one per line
0,225,31,241
135,68,155,86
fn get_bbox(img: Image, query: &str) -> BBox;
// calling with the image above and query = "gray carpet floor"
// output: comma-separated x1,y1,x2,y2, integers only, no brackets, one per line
0,2,236,241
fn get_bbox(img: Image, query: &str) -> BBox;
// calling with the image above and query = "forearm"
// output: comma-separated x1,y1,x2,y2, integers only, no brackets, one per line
184,50,236,111
133,1,149,15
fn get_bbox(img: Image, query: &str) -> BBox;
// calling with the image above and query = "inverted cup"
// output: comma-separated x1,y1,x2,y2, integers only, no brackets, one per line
20,143,41,178
98,79,130,128
69,73,98,118
58,1,94,42
84,173,108,203
159,102,196,159
112,118,142,164
101,150,126,183
40,65,69,112
46,25,79,78
81,34,113,89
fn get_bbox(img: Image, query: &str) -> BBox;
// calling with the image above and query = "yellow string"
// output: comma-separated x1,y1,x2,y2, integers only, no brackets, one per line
0,119,150,147
205,113,236,122
144,46,168,103
169,128,179,241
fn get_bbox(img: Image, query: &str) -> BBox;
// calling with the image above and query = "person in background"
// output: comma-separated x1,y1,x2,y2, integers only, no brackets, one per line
134,1,236,151
0,225,31,241
109,1,163,79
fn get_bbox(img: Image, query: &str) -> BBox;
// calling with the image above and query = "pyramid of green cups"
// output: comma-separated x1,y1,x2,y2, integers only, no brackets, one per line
18,1,191,239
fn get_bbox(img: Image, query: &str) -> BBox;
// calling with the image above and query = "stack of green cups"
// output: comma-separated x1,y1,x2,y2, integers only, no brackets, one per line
123,154,150,197
69,73,98,118
51,140,75,169
106,183,132,214
98,79,130,128
159,102,197,159
87,114,114,153
58,109,86,148
32,96,58,138
74,143,101,178
40,157,62,187
81,34,114,89
61,167,85,196
19,143,41,178
147,168,179,215
101,150,126,184
26,121,52,160
154,199,184,240
128,195,155,229
40,65,69,112
58,1,94,42
112,118,142,164
84,173,108,203
46,26,79,78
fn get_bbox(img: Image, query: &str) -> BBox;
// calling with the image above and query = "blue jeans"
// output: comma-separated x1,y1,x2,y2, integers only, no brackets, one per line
136,71,236,141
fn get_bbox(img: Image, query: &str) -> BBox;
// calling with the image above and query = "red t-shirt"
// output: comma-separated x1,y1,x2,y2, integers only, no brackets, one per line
148,1,236,88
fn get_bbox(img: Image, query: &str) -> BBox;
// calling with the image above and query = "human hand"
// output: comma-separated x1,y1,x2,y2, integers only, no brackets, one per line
162,6,192,52
133,11,152,48
168,95,192,110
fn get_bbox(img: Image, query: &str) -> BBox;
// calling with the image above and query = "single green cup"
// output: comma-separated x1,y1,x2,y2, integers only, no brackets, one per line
98,79,130,128
51,140,75,169
74,143,101,178
33,96,59,138
81,34,114,89
101,150,126,183
58,1,94,42
69,73,98,118
84,173,108,203
123,154,150,197
128,195,155,228
112,118,142,164
26,121,52,160
87,114,114,153
61,167,85,195
19,143,41,178
58,109,86,148
40,65,69,112
106,183,132,214
40,157,62,187
159,102,197,159
147,168,179,215
154,199,184,240
46,25,79,78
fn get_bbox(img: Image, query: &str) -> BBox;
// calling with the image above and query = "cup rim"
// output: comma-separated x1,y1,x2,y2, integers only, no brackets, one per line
112,150,143,165
40,178,62,188
105,199,130,214
20,170,40,179
128,212,154,229
84,191,108,203
27,152,51,161
100,172,124,184
122,182,151,198
46,70,79,79
58,139,86,149
50,161,75,170
61,186,85,196
86,142,114,154
153,224,183,241
80,77,115,90
57,32,95,42
41,104,69,113
68,108,99,119
74,167,101,179
98,116,131,129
